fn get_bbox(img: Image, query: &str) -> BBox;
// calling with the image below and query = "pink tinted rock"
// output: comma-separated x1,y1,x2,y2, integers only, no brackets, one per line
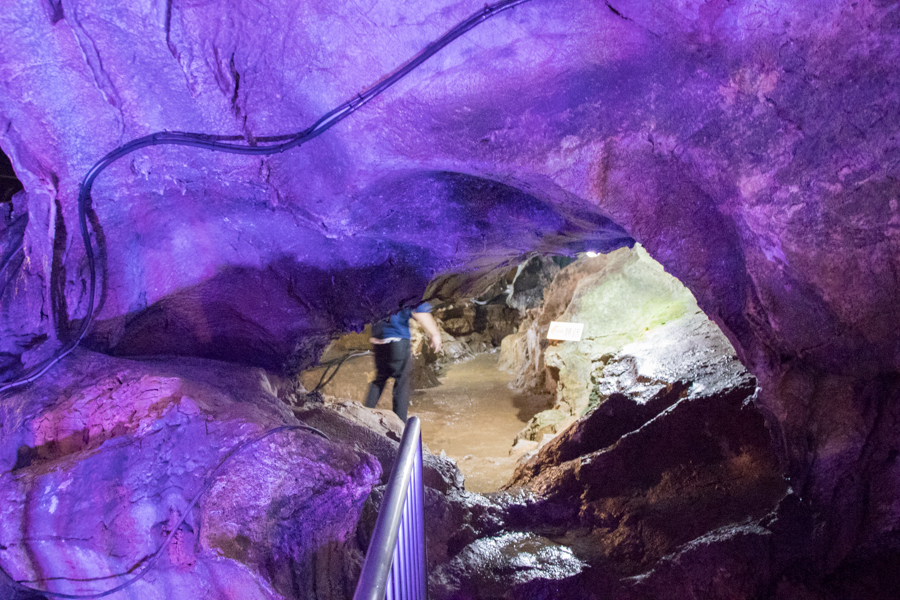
0,351,380,599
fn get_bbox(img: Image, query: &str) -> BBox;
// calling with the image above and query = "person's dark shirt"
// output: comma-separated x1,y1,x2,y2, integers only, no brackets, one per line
371,302,432,340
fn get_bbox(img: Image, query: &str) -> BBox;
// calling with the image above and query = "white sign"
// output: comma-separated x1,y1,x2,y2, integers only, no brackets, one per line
547,321,584,341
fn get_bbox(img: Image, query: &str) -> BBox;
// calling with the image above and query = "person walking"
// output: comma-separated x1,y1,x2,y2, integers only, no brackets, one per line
364,302,442,422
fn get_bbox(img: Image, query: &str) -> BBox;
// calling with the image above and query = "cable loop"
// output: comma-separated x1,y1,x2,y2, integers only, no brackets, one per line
0,0,532,395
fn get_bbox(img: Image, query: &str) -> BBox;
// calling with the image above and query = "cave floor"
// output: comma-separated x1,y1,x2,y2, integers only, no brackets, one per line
411,352,551,493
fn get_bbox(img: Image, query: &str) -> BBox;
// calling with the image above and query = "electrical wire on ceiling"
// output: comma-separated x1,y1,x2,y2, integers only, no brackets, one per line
0,0,535,595
0,0,533,393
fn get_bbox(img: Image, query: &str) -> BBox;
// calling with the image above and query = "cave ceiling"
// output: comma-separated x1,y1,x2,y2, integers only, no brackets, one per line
0,0,897,384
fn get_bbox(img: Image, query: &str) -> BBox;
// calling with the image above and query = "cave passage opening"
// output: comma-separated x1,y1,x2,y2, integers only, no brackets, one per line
301,242,752,493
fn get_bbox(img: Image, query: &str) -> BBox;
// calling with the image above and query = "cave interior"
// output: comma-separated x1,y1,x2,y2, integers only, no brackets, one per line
0,0,899,598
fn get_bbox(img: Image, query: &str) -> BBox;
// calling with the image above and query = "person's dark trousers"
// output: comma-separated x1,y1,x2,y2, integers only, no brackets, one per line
364,339,413,421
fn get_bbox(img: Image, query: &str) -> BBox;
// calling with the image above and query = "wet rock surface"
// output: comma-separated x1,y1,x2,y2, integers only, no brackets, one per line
509,386,686,484
431,531,587,600
507,377,786,570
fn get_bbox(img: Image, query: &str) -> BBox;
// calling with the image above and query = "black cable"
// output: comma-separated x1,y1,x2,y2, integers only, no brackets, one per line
314,350,371,392
316,350,373,368
0,0,533,394
1,422,329,599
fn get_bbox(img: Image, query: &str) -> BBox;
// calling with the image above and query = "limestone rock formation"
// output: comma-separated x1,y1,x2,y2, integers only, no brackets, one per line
501,244,742,443
0,0,898,597
434,301,522,352
0,352,380,599
505,372,787,569
423,244,788,599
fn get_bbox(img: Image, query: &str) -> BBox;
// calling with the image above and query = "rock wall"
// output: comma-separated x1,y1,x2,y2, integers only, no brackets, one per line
434,301,522,352
0,352,381,599
501,376,788,595
0,349,480,600
501,245,743,442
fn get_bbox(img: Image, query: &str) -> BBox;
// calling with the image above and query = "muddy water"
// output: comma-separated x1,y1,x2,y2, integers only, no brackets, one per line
410,352,551,493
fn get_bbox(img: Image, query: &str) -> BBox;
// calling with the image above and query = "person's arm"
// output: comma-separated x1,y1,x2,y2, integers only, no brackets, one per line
412,311,442,353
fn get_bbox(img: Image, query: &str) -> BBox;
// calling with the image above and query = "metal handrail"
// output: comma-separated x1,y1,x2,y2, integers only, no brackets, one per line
354,416,427,600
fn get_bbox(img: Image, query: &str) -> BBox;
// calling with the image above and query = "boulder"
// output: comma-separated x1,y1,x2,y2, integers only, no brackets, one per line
504,374,786,575
0,351,380,600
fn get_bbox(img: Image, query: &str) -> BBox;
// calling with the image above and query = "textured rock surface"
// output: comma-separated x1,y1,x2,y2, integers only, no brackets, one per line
506,374,786,568
501,244,741,442
0,0,635,376
434,301,522,352
0,0,899,597
431,531,587,600
0,352,381,599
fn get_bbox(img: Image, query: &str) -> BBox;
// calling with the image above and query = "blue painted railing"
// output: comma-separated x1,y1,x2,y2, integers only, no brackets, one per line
354,416,427,600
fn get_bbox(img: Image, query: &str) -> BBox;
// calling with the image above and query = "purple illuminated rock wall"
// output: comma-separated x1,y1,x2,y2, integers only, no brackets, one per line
1,0,899,597
0,353,383,599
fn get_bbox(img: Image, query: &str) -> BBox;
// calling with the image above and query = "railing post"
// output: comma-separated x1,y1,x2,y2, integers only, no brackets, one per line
354,416,427,600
